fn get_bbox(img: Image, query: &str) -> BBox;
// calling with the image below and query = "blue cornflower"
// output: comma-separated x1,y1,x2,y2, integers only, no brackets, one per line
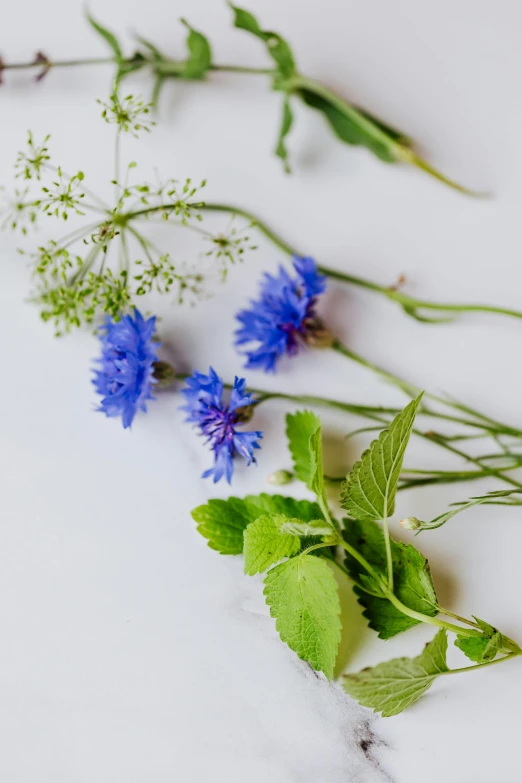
234,256,327,372
93,309,159,428
181,367,263,484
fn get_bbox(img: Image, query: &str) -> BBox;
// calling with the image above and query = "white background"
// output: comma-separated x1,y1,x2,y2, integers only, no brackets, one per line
1,1,522,781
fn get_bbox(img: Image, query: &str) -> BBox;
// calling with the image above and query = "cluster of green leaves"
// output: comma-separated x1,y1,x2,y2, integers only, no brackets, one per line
85,5,477,192
192,398,521,716
87,13,212,106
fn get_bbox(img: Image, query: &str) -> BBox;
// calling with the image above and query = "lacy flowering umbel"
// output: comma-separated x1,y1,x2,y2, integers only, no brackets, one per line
234,256,327,372
93,309,159,428
181,367,263,483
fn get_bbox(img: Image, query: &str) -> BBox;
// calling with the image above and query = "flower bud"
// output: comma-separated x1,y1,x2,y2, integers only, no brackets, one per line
152,360,176,389
267,469,294,486
400,516,421,531
303,317,334,349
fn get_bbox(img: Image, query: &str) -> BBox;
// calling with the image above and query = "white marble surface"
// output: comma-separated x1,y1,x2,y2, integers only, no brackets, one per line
1,0,522,780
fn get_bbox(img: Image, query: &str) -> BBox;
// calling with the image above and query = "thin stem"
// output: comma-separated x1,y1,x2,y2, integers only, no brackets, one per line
438,608,480,628
120,229,130,274
259,390,522,490
385,591,478,638
114,131,121,202
382,516,394,592
317,494,340,533
194,202,522,322
300,542,332,558
337,539,380,583
44,163,110,211
0,56,274,76
443,652,521,676
331,339,522,439
177,375,522,492
423,434,522,491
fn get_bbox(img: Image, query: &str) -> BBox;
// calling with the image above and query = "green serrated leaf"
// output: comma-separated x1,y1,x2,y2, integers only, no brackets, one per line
264,554,341,678
285,410,321,487
455,617,503,663
87,13,123,61
243,514,300,575
297,87,401,163
191,494,323,555
344,629,448,716
180,19,212,79
340,395,423,522
275,96,293,172
343,518,438,639
229,4,296,79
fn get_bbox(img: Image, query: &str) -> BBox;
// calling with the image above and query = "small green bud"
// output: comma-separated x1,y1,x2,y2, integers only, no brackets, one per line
267,469,294,486
400,516,421,531
152,360,176,389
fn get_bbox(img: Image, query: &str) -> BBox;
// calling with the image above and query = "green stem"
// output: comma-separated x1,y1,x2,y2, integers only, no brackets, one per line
300,542,333,558
337,540,479,638
253,390,522,491
174,374,522,492
186,202,522,323
331,339,522,440
423,434,522,491
443,652,521,676
386,592,478,638
0,56,274,77
114,130,121,202
382,516,394,592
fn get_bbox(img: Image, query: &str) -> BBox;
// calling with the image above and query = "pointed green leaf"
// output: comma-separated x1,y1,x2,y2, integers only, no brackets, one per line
264,555,341,678
340,395,423,521
244,514,300,575
285,410,321,487
344,630,448,716
229,4,296,78
343,518,438,639
191,494,322,554
180,19,212,79
136,36,165,61
455,618,503,663
87,13,123,60
275,96,294,172
297,87,401,163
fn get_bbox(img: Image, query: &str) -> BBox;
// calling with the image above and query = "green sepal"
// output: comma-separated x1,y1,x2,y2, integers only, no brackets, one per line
455,617,503,663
